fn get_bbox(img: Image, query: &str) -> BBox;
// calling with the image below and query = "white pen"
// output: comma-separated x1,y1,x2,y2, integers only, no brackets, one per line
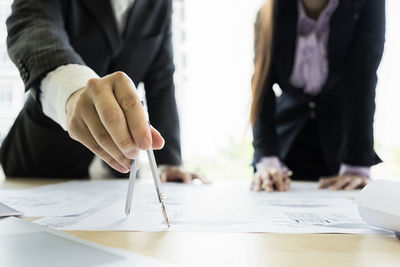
125,158,139,216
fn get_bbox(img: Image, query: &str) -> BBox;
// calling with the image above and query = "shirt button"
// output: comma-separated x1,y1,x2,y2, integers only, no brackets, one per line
310,111,316,119
308,101,316,109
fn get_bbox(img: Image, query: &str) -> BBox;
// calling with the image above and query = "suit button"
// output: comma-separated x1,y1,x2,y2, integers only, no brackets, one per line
310,111,316,119
308,101,316,109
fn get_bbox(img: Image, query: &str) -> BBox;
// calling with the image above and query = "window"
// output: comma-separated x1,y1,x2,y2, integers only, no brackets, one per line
0,0,398,180
0,0,24,143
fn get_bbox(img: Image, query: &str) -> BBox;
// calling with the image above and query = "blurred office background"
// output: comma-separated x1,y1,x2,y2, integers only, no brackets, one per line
0,0,399,180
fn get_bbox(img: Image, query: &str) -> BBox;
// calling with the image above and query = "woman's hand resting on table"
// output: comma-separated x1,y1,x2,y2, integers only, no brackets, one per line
251,167,291,192
319,174,369,191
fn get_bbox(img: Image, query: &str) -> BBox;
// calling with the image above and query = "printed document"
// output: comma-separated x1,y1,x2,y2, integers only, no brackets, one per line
33,181,389,234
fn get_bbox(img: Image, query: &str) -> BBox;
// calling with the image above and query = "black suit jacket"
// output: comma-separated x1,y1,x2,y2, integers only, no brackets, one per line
252,0,385,172
6,0,181,166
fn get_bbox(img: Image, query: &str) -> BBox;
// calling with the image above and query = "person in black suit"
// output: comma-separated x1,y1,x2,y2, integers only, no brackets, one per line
250,0,385,192
0,0,205,183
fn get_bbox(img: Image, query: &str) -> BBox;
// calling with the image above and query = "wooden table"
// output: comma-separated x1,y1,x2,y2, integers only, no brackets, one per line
2,179,400,267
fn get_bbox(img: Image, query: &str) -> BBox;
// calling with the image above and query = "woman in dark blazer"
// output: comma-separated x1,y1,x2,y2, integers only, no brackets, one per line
250,0,385,192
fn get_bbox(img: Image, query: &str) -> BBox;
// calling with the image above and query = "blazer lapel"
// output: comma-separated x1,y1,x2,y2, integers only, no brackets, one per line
275,0,298,84
80,0,122,52
124,0,155,40
327,1,355,72
323,0,357,93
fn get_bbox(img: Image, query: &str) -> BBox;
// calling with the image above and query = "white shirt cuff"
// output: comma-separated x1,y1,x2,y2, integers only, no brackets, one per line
256,156,290,174
40,64,99,131
339,164,371,179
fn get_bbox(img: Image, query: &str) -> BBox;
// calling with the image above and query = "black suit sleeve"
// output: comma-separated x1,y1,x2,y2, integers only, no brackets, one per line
341,0,385,166
6,0,85,92
143,1,182,166
252,10,280,166
252,73,280,166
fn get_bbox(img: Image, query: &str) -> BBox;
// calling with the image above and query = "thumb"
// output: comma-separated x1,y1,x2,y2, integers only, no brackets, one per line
150,126,164,150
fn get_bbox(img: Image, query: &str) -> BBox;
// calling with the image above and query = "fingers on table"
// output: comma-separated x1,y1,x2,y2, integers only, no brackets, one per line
182,173,194,184
251,173,263,191
261,171,275,192
252,170,291,192
319,176,368,190
160,169,192,184
191,172,211,184
272,171,285,192
263,171,290,192
318,177,338,189
343,177,364,191
283,176,291,191
330,176,353,190
160,171,168,182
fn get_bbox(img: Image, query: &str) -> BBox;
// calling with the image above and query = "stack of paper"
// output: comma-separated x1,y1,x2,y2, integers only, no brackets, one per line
24,180,391,235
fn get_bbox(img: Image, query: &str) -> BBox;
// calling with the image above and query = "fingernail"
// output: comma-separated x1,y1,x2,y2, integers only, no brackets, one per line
120,166,130,173
124,163,132,171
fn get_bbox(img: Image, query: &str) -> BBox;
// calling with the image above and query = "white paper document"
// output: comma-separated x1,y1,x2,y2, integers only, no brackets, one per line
0,217,174,267
34,180,390,234
0,202,23,217
0,181,126,217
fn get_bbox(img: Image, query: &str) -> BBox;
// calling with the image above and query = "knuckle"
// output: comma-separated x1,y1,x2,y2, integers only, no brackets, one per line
120,97,140,111
86,78,101,89
113,71,128,80
86,78,105,97
103,109,121,124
